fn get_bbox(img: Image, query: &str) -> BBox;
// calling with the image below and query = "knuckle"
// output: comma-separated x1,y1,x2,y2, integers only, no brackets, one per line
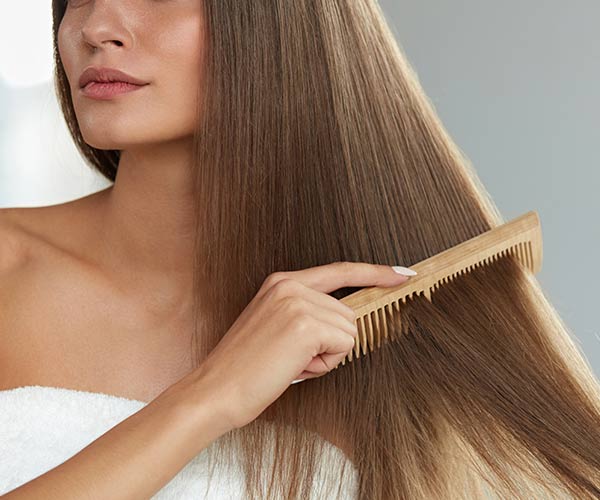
290,311,314,332
267,277,299,298
333,261,352,283
345,335,356,351
336,260,353,272
278,294,303,311
341,302,356,320
263,272,285,289
321,358,334,372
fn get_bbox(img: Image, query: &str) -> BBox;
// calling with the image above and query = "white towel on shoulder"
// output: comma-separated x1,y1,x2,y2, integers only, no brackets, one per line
0,385,357,498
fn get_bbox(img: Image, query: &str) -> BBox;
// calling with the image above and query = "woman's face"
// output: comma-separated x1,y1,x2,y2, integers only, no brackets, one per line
57,0,206,150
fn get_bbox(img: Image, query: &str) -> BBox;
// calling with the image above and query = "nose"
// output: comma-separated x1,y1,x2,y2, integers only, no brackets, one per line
80,5,132,52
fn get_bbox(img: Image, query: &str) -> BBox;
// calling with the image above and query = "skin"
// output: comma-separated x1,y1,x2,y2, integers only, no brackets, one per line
0,1,381,478
58,0,206,298
0,2,394,495
0,0,208,403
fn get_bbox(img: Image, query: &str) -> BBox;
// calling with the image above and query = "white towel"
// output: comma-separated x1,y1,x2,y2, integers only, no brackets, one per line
0,385,357,498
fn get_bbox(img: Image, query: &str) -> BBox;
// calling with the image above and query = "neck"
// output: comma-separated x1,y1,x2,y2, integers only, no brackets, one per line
93,139,197,302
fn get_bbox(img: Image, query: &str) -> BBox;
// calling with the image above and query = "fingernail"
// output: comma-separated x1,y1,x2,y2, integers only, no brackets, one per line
291,378,306,384
392,266,417,276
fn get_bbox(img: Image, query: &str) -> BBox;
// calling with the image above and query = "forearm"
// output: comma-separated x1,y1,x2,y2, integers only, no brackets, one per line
1,373,234,499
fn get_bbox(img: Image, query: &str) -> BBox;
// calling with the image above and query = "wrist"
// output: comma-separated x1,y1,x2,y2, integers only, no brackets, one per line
161,368,238,438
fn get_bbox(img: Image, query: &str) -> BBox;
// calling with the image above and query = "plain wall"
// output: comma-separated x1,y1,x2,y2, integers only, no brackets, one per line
379,0,600,376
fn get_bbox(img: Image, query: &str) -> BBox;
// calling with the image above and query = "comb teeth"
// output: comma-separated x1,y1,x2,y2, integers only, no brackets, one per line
338,210,543,366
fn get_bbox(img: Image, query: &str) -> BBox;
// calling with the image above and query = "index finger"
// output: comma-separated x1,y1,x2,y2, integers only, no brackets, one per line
272,261,416,295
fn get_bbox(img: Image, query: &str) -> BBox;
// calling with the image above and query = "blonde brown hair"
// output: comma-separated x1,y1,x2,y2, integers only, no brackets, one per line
51,0,600,498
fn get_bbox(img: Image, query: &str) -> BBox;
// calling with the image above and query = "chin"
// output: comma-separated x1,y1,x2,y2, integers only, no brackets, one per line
80,135,125,151
79,125,145,150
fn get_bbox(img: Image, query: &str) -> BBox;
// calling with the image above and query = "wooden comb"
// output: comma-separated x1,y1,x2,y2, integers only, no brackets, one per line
336,210,543,366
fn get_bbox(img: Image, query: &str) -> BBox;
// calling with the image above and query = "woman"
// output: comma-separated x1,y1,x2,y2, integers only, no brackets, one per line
1,0,600,498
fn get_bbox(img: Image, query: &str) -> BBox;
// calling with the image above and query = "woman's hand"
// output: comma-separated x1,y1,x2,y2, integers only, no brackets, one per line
192,261,415,430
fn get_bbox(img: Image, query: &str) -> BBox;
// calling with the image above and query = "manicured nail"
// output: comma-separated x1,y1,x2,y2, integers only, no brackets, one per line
392,266,417,276
291,378,306,384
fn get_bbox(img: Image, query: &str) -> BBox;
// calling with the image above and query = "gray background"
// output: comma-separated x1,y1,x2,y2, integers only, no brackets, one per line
379,0,599,376
1,2,598,375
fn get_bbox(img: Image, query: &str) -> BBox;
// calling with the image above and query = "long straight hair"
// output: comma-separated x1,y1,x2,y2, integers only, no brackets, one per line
52,1,600,498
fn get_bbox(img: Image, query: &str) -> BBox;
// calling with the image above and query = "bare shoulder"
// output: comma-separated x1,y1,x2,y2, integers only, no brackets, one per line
0,203,91,390
0,200,98,304
0,206,57,305
0,191,108,268
0,207,32,274
0,204,65,268
0,207,42,349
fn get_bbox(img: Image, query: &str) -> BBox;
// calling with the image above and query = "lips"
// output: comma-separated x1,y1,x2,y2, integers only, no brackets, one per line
79,66,149,89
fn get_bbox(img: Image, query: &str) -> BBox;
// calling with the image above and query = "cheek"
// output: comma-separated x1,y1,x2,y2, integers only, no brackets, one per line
157,19,205,117
57,25,78,89
140,45,203,139
157,14,205,85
